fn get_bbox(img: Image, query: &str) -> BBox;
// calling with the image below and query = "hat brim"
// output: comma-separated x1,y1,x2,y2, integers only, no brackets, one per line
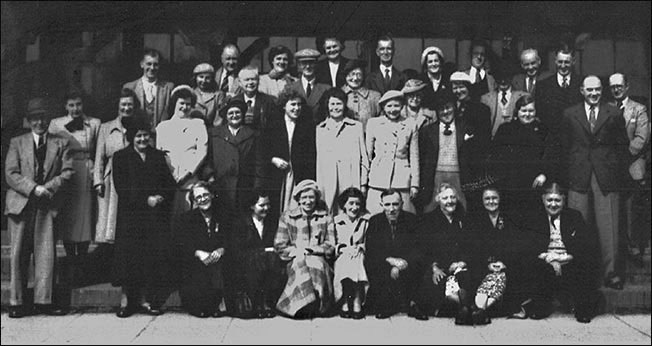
402,85,427,94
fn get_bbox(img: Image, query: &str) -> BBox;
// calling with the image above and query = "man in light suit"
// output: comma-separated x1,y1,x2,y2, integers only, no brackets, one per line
232,66,276,131
5,98,74,318
609,73,650,263
215,44,242,98
282,48,330,125
480,66,529,139
511,48,553,98
560,75,629,290
464,40,496,102
123,48,175,132
315,36,350,88
364,35,408,95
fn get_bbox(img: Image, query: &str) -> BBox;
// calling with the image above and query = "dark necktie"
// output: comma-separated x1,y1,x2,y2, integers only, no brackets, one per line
475,69,481,84
221,72,230,93
35,135,46,184
527,77,534,93
384,68,391,90
500,90,508,106
589,105,596,132
562,76,569,89
617,100,623,110
245,100,254,125
390,221,397,241
306,82,312,98
443,123,452,136
36,135,44,149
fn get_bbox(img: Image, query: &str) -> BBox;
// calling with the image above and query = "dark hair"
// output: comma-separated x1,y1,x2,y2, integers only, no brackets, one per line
434,90,457,111
64,90,84,103
541,182,566,196
168,88,197,117
337,187,366,213
268,45,294,67
316,36,345,55
481,185,501,197
119,88,141,110
124,116,151,144
320,87,349,120
245,189,271,212
380,188,401,200
278,89,306,110
421,50,445,73
469,39,490,56
142,48,162,61
554,43,575,57
512,94,536,120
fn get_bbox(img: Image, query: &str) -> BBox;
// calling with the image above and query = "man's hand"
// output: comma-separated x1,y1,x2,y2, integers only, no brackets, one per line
432,265,446,285
390,266,401,280
147,195,165,207
95,184,105,198
532,174,547,188
34,185,53,199
271,157,289,170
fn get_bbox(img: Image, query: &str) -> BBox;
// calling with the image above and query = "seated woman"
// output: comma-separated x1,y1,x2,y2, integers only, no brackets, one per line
333,187,371,319
176,181,230,318
235,190,283,319
274,180,335,318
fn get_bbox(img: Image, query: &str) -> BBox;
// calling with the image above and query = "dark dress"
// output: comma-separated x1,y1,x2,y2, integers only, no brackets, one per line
111,146,176,307
176,207,231,315
364,211,421,313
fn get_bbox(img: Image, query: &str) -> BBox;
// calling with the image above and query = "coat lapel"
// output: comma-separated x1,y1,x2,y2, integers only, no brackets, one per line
592,105,610,134
133,79,145,109
22,134,35,178
43,136,59,176
155,80,167,124
573,105,592,135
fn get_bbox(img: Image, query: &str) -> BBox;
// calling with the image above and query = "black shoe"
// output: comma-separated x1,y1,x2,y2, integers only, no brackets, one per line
455,307,473,325
472,309,491,325
189,310,209,318
375,310,394,319
33,304,68,316
575,313,592,323
116,306,137,318
408,304,428,321
340,310,352,319
211,310,227,318
142,305,164,316
8,305,27,318
351,310,365,320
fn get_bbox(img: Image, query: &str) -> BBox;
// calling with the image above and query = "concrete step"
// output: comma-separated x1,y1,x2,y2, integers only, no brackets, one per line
599,283,651,313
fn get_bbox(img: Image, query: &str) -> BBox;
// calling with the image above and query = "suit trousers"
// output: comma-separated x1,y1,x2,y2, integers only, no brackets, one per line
568,172,620,279
9,199,56,306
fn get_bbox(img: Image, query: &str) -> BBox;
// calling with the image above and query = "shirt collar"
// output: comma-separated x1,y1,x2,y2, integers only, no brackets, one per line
141,77,157,87
380,64,393,74
244,94,256,104
469,66,486,81
557,73,570,87
584,102,599,114
33,132,47,144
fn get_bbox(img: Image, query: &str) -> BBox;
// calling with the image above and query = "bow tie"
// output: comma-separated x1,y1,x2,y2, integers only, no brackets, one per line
65,116,85,132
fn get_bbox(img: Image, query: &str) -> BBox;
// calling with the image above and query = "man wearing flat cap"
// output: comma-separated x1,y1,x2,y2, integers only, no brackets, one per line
5,98,74,318
282,48,330,125
123,48,175,131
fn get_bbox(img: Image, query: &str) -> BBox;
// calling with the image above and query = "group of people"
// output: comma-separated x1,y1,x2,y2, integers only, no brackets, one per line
4,34,649,326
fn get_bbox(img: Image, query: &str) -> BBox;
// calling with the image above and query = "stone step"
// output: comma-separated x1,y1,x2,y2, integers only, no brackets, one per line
599,283,651,313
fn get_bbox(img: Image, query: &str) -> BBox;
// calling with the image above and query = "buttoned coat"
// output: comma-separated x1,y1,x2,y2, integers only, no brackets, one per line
232,92,277,131
315,56,350,88
365,66,408,96
342,85,381,129
511,71,553,97
122,78,174,129
316,117,370,213
480,88,530,138
609,98,650,180
365,116,419,190
192,88,227,127
560,103,629,193
463,68,496,101
282,79,330,125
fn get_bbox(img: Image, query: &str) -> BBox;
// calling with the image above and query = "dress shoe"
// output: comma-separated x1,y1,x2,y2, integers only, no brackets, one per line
8,305,27,318
116,306,137,318
142,305,164,316
33,304,68,316
408,304,428,321
375,310,393,319
472,309,491,325
351,310,365,320
339,310,352,319
575,313,592,323
454,306,473,325
264,308,276,318
189,310,209,318
211,310,227,318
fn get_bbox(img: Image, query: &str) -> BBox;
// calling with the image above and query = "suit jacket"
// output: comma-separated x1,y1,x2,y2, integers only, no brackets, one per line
610,98,650,180
122,78,174,129
282,79,330,125
215,67,242,97
419,73,450,110
560,102,629,193
365,211,421,276
535,73,583,131
464,67,496,101
366,116,419,189
315,56,349,88
365,66,408,96
511,71,553,97
457,99,492,144
232,92,277,131
480,88,530,138
4,132,73,216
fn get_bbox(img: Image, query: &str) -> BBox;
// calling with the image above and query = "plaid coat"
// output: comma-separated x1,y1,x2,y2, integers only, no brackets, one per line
274,207,335,316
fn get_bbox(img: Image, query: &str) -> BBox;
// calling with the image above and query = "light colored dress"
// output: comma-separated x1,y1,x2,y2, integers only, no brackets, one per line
94,116,129,243
316,117,369,215
155,115,208,215
259,73,298,99
49,114,101,242
333,213,370,303
274,208,335,317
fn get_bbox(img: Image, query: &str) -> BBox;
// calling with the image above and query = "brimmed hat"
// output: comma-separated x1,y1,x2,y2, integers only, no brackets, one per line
295,48,320,62
193,63,215,75
171,84,194,97
449,71,473,84
219,98,248,118
401,79,427,95
292,179,320,200
378,90,404,106
421,46,445,66
26,98,48,118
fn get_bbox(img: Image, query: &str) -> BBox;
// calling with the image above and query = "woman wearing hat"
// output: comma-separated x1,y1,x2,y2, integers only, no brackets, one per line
155,85,208,216
419,46,450,110
400,79,437,130
204,98,259,212
274,179,335,318
341,59,381,130
259,45,298,99
365,90,420,215
316,87,369,215
191,62,226,127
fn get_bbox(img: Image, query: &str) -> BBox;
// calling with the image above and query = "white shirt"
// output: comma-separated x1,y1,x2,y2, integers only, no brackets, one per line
379,64,393,79
284,114,296,153
429,74,442,92
548,215,561,232
526,75,537,92
301,76,314,95
584,102,600,122
498,88,513,116
557,73,570,88
141,77,157,102
33,132,46,147
252,216,264,239
228,125,241,137
469,66,486,84
328,61,339,87
244,94,256,109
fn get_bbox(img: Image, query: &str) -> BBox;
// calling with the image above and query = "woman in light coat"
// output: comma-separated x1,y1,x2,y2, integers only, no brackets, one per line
191,63,227,127
316,88,369,215
94,88,139,244
365,90,420,215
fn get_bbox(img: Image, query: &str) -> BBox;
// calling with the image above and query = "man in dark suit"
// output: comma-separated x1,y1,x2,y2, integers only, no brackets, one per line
122,48,175,131
364,189,426,320
233,66,276,131
560,75,629,290
364,35,407,95
526,183,600,323
5,98,74,318
464,40,497,102
215,44,242,97
536,46,583,132
511,48,553,98
315,36,349,88
282,48,330,125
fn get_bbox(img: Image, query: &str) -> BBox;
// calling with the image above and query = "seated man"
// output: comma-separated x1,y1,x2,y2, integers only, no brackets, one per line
364,189,426,320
